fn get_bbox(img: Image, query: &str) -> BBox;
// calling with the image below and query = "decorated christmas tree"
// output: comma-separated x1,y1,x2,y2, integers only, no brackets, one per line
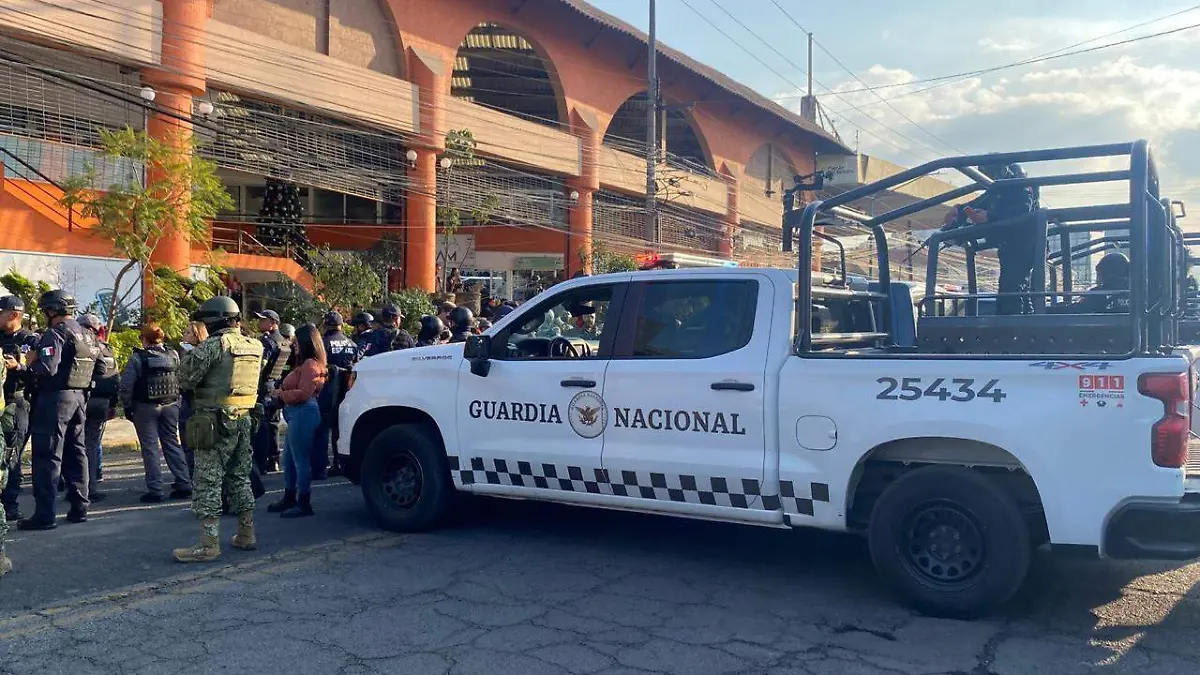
257,179,309,262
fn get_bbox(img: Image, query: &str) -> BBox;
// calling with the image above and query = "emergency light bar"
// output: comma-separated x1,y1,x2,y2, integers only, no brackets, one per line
639,252,740,270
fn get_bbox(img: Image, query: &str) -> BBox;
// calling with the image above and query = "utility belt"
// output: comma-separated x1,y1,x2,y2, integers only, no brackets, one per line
193,389,258,409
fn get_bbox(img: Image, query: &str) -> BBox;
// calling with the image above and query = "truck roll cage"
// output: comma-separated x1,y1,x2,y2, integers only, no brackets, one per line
783,140,1178,358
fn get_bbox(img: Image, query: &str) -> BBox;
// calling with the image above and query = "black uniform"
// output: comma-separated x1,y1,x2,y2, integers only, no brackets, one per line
1,327,39,519
363,325,415,356
25,318,103,523
965,166,1037,315
253,329,289,472
313,328,358,477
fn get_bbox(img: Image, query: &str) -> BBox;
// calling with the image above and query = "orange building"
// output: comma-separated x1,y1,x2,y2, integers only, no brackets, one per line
0,0,849,306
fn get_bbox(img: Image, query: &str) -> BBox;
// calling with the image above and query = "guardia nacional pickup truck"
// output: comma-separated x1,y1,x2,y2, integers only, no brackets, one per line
338,141,1200,618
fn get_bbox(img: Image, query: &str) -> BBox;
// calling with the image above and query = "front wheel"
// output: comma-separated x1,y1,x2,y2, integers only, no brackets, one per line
361,424,453,532
868,465,1031,619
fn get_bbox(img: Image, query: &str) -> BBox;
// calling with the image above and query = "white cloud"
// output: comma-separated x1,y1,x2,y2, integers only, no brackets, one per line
978,37,1034,52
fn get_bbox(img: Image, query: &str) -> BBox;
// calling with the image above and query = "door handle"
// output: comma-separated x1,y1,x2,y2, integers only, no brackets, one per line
561,378,596,388
711,381,755,392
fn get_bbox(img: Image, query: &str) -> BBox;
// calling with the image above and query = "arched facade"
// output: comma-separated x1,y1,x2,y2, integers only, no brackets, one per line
451,22,567,127
603,92,713,172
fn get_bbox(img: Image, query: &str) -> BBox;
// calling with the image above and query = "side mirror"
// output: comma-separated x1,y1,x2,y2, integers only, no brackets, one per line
464,335,491,377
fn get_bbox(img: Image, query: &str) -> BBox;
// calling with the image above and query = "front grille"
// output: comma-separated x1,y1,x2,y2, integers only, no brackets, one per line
1187,437,1200,477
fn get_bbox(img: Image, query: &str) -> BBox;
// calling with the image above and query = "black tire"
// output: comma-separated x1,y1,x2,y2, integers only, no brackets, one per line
360,424,453,532
867,465,1030,619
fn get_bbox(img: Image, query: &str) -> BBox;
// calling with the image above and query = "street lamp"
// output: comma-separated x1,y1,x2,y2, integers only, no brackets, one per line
439,157,453,170
195,100,215,117
405,149,418,167
139,86,156,102
569,190,580,203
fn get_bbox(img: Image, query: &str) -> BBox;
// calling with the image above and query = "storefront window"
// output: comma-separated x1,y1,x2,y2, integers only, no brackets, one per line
314,189,344,224
346,194,378,222
245,186,266,218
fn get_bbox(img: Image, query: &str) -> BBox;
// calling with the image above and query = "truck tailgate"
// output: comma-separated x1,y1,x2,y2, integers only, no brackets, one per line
1188,437,1200,493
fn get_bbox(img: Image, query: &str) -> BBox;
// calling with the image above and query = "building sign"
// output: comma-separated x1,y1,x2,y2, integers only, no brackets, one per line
816,153,863,187
436,234,477,268
513,256,563,271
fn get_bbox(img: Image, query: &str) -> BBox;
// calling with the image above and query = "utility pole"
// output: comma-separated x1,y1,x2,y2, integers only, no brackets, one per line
645,0,659,243
800,32,816,122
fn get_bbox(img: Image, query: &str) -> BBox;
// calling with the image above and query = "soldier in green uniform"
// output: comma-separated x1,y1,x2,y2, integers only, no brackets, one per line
173,296,264,563
0,358,11,577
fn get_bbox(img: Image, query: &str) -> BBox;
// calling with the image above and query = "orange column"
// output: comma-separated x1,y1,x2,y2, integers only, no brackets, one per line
567,108,601,276
719,168,739,258
141,0,209,274
406,150,438,291
404,48,450,292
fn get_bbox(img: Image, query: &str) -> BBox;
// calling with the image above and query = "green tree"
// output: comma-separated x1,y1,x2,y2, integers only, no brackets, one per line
0,270,52,331
141,266,226,340
59,126,234,329
588,242,639,275
263,247,383,326
380,288,436,334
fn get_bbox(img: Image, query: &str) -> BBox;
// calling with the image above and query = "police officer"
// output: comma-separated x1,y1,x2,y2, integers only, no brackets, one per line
1074,252,1131,314
0,296,38,523
16,290,103,530
174,296,263,562
448,306,475,343
252,310,289,473
416,315,445,347
363,305,414,356
313,311,357,479
120,322,191,503
350,312,374,357
946,162,1037,315
0,352,12,578
78,314,116,502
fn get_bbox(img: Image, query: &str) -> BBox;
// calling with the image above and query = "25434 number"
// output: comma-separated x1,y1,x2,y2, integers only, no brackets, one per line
876,377,1007,403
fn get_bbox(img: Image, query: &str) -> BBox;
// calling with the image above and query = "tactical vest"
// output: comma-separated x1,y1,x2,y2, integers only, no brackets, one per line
92,342,120,399
264,334,291,384
195,332,264,409
64,326,100,390
134,348,180,404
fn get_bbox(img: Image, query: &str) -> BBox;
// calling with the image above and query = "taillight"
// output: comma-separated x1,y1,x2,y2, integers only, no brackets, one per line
1138,372,1190,468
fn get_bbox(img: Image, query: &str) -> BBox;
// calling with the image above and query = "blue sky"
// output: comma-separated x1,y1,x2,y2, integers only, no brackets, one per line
588,0,1200,211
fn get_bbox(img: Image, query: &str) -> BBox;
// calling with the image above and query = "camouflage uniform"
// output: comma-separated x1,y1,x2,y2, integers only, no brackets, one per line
174,326,263,562
0,363,11,577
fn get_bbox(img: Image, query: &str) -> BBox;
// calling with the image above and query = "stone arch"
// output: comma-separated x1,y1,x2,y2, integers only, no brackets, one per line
744,142,797,199
211,0,404,77
450,22,568,127
602,91,714,172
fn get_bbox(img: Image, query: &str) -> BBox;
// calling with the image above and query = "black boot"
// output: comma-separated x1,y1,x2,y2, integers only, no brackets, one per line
280,493,313,518
267,489,296,513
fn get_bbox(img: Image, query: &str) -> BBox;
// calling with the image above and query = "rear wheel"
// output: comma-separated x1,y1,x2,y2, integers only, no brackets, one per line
361,424,453,532
868,465,1030,619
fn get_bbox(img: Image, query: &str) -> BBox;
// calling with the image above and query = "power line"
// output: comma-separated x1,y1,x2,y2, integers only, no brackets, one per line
674,0,939,163
764,0,964,155
814,8,1200,107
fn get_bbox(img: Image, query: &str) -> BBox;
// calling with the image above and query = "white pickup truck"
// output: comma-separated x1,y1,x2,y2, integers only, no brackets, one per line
337,265,1200,618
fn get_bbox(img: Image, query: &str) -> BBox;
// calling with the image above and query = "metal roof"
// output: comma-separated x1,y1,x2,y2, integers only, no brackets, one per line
555,0,852,156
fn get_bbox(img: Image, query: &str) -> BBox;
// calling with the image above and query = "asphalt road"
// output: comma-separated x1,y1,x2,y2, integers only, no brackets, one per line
1,454,1199,675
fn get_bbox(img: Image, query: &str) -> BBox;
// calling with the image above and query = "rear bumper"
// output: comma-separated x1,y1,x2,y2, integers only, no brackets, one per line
1105,496,1200,560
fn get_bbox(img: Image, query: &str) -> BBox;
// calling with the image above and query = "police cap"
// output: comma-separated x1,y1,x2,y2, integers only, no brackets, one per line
351,311,374,326
0,296,24,312
323,310,344,327
380,304,402,320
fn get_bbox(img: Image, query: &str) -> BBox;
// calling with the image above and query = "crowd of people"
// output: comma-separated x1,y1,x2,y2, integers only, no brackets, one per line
0,289,508,575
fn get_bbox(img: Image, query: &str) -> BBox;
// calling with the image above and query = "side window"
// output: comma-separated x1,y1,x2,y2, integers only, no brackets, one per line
493,284,619,360
631,280,757,359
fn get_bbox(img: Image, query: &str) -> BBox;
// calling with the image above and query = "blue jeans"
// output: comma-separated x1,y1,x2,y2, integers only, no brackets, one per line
282,400,320,495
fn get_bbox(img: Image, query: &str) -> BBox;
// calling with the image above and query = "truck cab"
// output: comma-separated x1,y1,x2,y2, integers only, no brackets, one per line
339,140,1200,619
